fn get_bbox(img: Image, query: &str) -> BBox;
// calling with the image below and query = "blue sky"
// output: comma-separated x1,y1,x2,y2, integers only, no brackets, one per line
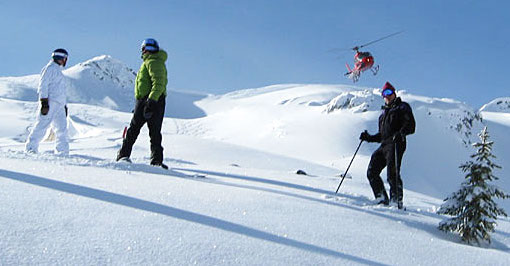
1,0,508,107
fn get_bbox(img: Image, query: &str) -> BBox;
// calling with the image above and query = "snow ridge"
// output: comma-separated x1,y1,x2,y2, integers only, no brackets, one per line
324,89,381,113
480,97,510,113
67,55,136,90
64,55,136,111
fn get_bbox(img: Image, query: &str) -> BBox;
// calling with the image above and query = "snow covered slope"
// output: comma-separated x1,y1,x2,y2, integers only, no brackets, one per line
193,84,497,202
64,55,137,111
479,104,510,205
480,97,510,113
0,74,39,101
0,56,207,117
0,56,136,111
1,56,509,264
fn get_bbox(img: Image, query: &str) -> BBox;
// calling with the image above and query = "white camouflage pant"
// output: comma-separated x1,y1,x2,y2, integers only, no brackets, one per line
25,101,69,155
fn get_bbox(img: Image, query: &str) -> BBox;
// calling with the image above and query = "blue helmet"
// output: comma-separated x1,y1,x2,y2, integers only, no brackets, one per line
52,48,68,61
141,38,159,52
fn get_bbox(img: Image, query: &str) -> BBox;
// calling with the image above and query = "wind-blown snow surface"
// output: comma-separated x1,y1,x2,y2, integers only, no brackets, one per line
1,56,509,264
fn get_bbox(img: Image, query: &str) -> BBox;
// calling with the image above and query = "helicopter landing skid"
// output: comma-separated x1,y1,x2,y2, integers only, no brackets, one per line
371,65,379,75
345,70,360,83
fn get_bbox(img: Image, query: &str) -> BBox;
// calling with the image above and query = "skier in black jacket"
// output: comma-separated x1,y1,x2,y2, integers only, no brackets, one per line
360,82,415,209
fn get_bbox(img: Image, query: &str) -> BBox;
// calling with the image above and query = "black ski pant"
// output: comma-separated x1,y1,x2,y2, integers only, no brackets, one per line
366,141,406,202
118,96,166,163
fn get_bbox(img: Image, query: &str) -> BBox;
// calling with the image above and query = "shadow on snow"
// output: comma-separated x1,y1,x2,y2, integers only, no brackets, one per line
0,169,384,265
171,167,510,252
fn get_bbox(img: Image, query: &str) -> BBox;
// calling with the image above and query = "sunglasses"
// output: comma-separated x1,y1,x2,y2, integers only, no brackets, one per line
381,88,394,97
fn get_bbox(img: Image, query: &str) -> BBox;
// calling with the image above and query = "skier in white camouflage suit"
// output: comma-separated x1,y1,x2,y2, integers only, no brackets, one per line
25,48,70,155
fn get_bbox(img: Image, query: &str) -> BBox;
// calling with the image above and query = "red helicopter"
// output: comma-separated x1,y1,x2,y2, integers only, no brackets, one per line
343,31,403,83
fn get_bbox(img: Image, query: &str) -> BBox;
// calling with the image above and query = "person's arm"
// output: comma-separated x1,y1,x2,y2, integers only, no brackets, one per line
399,103,416,136
38,66,54,100
371,132,382,143
38,66,54,115
360,131,381,143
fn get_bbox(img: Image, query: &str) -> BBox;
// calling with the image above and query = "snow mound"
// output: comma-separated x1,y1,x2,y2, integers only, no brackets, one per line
404,95,484,146
479,97,510,113
202,84,366,113
0,75,39,101
324,89,381,113
0,56,136,111
66,55,136,91
0,55,208,118
64,55,137,111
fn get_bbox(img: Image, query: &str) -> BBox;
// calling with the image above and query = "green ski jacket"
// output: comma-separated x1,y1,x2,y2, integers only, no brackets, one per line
135,50,168,101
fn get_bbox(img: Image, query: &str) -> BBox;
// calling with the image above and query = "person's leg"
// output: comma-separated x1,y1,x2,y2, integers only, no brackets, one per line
25,104,54,153
147,97,165,164
52,103,69,155
367,146,389,203
117,99,146,160
385,142,406,204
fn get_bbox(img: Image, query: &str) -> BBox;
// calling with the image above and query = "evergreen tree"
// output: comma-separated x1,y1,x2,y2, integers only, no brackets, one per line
438,127,509,245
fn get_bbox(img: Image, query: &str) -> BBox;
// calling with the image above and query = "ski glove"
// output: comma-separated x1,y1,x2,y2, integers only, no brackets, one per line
143,99,157,120
359,130,372,142
40,98,49,116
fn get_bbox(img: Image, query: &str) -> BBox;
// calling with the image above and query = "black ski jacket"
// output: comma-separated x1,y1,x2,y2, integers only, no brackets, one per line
370,97,415,144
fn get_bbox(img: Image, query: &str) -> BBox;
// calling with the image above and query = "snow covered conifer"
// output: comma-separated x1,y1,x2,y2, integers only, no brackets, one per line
438,126,509,245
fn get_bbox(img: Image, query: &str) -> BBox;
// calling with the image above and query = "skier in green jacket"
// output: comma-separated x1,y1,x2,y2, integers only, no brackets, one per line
117,38,168,168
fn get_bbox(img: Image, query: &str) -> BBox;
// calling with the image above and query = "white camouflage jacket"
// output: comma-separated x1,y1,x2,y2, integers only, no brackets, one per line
38,60,68,105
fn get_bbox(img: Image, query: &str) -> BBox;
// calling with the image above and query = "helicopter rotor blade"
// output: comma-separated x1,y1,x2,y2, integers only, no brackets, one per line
358,30,404,49
329,30,403,55
327,45,360,54
327,47,353,53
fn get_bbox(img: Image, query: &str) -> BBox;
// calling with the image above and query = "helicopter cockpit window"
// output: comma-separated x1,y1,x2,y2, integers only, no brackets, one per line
358,52,371,58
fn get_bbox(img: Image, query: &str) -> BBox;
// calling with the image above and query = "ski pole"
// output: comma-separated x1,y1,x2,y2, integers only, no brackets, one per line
394,142,401,209
335,139,363,194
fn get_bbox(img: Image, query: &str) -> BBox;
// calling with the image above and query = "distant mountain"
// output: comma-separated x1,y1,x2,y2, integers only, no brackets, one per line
0,56,136,111
0,55,208,118
480,97,510,113
64,55,137,111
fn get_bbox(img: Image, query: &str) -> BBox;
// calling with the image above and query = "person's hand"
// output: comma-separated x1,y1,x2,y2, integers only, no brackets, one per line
40,98,49,115
359,130,371,141
143,99,157,119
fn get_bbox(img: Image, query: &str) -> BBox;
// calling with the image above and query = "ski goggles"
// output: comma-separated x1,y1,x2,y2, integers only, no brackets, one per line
51,52,68,59
381,88,395,97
